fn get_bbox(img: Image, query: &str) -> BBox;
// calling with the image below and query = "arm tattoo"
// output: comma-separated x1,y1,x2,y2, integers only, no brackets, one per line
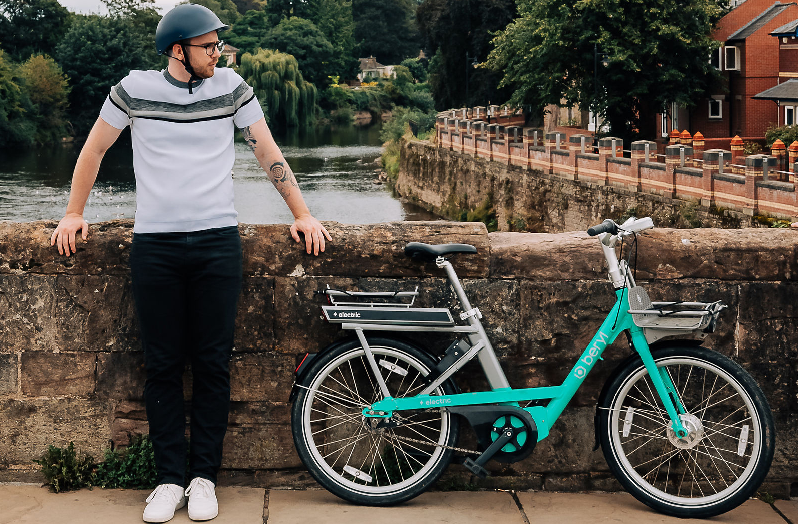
242,126,257,152
268,161,299,199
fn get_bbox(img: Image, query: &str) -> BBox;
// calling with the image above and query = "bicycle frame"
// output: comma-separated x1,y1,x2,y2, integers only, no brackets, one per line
354,233,691,441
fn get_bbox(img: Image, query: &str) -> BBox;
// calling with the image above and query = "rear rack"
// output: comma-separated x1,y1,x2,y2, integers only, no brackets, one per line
323,285,419,308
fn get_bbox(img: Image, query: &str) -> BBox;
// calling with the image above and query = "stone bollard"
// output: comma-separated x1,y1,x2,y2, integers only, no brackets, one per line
569,133,591,154
506,126,521,143
692,131,705,166
771,139,786,176
730,135,744,174
545,131,564,150
524,128,543,147
680,130,692,145
631,140,657,192
486,124,498,142
794,161,798,184
702,149,731,206
744,155,774,215
789,142,798,180
473,106,485,120
669,129,681,146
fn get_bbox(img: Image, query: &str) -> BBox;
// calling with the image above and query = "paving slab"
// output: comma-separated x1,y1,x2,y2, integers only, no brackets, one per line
774,499,798,522
0,485,265,524
515,492,785,523
266,489,526,524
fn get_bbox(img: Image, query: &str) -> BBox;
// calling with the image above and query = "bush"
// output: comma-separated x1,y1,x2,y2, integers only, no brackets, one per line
380,106,436,143
93,434,158,489
765,125,798,148
34,442,95,493
331,105,354,124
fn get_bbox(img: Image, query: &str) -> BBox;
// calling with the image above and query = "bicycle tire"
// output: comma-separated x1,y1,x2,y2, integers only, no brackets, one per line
598,346,775,518
291,337,460,505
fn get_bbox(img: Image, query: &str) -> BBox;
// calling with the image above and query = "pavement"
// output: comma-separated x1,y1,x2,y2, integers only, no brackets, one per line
0,484,796,524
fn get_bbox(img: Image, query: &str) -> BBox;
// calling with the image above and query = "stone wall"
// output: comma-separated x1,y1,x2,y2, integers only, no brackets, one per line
0,221,796,496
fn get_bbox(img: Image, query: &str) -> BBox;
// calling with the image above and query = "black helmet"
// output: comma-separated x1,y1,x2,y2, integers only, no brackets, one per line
155,3,229,55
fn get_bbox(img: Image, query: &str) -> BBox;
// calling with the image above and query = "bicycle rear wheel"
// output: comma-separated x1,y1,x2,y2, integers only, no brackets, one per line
598,346,774,518
291,337,459,505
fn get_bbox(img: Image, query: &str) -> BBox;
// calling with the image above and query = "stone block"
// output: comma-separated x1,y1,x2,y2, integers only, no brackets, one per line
0,353,17,395
224,402,298,468
21,352,95,397
0,274,138,354
0,398,111,464
234,276,276,352
229,352,295,402
240,222,490,278
96,352,146,400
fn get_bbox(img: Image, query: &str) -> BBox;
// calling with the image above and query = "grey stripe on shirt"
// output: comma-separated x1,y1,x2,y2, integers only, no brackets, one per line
109,80,254,121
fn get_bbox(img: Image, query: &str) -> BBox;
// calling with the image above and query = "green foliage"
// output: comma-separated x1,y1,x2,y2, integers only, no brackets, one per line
487,0,725,142
465,196,497,232
765,125,798,148
417,0,516,110
400,57,427,83
743,141,763,155
353,0,420,65
183,0,241,25
349,86,390,114
239,48,317,129
261,17,335,86
225,9,271,56
381,139,400,179
0,49,36,148
34,442,95,493
0,0,70,60
18,54,70,144
330,105,354,124
379,105,435,143
56,14,161,136
93,435,158,489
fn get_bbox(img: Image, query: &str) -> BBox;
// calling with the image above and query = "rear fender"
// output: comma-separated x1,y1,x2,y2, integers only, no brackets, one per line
288,336,451,403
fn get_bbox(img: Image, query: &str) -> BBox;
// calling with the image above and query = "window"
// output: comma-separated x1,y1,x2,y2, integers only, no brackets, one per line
710,48,722,70
787,106,795,126
709,99,722,119
725,46,739,71
661,109,669,138
671,102,680,132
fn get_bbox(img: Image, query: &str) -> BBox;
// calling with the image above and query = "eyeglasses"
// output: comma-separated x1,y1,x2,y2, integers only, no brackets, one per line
182,40,225,56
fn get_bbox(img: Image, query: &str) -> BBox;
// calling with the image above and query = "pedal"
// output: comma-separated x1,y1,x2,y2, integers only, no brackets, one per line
462,458,490,478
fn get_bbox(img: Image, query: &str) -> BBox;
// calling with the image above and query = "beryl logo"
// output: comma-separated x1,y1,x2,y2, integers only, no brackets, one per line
572,330,609,379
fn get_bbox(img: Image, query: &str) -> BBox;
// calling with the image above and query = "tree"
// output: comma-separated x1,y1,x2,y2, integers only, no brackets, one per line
238,48,317,128
225,9,271,56
352,0,419,66
308,0,358,81
56,15,160,136
0,0,70,61
261,17,335,86
18,54,70,144
487,0,726,142
0,49,36,147
182,0,240,26
400,57,426,83
416,0,516,111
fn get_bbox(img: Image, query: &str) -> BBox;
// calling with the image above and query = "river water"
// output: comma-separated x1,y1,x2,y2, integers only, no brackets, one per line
0,123,438,224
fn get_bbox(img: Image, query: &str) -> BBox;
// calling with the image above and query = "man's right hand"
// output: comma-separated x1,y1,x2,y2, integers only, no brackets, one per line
51,213,89,256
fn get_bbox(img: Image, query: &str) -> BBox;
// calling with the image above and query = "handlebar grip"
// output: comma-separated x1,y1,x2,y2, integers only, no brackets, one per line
587,219,618,237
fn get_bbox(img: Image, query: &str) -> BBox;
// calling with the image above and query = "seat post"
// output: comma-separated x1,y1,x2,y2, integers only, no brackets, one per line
437,257,511,390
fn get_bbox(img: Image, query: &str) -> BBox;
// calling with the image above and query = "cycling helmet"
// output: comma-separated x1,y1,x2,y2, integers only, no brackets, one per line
155,4,228,93
155,3,228,55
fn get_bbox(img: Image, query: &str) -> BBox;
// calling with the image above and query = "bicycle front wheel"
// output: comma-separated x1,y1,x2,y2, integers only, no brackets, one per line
291,337,459,505
598,346,774,518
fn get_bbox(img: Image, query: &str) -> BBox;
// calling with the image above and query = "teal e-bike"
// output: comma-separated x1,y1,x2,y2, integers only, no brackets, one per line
289,217,775,518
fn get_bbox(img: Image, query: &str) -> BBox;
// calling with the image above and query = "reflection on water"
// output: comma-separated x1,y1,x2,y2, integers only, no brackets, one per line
0,123,439,224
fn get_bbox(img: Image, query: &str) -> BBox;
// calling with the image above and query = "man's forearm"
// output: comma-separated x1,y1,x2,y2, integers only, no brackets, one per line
65,149,102,216
265,159,311,217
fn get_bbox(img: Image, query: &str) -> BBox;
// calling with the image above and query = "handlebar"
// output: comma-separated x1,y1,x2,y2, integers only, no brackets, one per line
587,219,618,237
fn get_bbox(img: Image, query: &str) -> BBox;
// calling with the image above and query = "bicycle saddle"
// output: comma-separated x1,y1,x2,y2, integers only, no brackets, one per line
404,242,477,261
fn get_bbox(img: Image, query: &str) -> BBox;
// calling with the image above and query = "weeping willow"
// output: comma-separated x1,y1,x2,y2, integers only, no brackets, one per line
239,49,317,129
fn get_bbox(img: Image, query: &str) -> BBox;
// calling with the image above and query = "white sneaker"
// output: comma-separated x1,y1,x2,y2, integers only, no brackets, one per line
143,483,186,523
185,477,219,521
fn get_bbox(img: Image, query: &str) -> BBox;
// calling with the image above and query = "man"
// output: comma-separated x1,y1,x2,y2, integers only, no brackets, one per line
50,4,331,522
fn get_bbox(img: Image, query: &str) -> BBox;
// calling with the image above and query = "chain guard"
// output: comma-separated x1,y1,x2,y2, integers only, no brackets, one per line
448,405,538,464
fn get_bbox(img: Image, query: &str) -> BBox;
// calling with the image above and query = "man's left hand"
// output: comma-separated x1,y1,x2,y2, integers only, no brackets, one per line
291,214,332,255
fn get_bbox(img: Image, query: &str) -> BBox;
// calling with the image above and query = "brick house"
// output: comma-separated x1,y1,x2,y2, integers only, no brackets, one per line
661,1,798,140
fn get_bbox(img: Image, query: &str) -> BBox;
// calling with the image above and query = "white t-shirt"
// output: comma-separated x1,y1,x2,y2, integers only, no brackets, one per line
99,67,264,233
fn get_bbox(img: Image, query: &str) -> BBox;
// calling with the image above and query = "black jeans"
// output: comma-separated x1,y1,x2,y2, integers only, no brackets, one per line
130,226,242,486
